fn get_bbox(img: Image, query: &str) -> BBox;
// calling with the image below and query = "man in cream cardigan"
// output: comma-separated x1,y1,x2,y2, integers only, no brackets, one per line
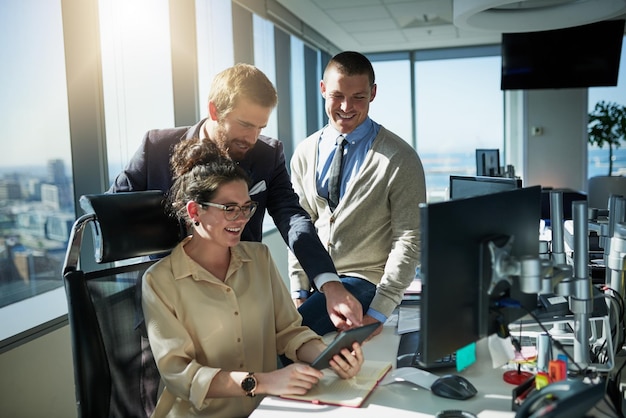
289,51,427,339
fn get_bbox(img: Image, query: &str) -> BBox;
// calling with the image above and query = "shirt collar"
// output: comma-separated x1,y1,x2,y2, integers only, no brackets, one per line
323,117,373,144
170,237,251,282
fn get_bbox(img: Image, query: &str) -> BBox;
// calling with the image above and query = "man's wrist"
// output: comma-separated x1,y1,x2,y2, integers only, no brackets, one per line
314,272,341,292
366,308,387,324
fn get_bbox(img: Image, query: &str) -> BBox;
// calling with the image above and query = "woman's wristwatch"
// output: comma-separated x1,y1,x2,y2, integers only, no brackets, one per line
241,372,257,397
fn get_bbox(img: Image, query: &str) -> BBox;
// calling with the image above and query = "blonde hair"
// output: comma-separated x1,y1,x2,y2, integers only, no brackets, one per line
208,63,278,118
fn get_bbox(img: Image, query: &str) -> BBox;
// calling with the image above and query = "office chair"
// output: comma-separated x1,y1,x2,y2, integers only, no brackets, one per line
62,191,185,418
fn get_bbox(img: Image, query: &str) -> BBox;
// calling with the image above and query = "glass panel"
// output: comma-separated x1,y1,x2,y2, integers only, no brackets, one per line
252,14,278,140
99,0,175,188
290,36,306,150
415,56,503,202
0,0,72,309
370,59,412,146
588,36,626,178
196,0,234,114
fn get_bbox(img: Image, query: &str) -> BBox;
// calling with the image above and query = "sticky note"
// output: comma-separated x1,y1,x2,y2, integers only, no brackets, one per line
456,342,477,372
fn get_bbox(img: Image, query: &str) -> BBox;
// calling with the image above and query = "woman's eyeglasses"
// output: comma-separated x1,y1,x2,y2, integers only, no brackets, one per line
199,201,258,221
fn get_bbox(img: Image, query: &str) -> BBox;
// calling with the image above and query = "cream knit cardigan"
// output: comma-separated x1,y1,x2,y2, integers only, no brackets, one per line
289,126,427,318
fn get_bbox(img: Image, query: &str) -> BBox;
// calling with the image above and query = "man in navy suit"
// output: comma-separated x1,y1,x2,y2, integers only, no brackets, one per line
110,63,363,329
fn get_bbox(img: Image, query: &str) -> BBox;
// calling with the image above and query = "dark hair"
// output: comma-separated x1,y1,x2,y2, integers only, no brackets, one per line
170,137,226,180
167,137,251,223
324,51,375,86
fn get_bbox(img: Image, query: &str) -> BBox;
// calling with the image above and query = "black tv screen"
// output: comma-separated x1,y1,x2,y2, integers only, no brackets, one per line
501,19,625,90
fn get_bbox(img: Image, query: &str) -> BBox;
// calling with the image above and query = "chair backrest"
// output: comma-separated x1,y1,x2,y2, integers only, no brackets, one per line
63,191,185,418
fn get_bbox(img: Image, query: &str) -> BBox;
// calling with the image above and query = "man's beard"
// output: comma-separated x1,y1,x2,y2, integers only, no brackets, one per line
213,123,252,162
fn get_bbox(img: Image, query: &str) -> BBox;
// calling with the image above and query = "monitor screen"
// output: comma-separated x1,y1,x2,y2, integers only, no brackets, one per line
475,149,500,176
450,175,522,200
418,186,542,366
501,19,625,90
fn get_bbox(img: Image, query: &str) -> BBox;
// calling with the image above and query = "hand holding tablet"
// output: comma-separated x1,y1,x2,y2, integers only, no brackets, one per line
310,322,380,370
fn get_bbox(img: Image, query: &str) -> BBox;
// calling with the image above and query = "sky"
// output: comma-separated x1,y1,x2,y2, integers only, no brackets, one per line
1,0,72,169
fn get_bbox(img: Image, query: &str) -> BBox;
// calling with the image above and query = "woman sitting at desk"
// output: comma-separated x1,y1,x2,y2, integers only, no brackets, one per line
142,138,364,417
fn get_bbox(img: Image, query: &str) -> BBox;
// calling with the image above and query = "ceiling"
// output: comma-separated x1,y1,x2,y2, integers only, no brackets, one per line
274,0,626,53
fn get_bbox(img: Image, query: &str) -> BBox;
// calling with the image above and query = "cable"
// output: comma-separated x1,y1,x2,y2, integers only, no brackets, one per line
495,297,585,374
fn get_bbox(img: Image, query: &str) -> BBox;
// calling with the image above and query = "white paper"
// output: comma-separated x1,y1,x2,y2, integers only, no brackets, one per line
397,306,420,334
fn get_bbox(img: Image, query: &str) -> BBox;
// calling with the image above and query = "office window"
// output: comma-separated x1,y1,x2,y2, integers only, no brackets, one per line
196,0,234,114
588,36,626,178
290,36,307,148
415,53,503,202
369,55,413,148
99,0,175,187
252,14,278,140
0,0,72,341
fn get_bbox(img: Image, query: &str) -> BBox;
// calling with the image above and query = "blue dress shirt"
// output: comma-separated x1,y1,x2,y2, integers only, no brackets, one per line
317,117,380,200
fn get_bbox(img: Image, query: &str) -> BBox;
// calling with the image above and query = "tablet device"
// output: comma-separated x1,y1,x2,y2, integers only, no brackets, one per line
310,322,380,370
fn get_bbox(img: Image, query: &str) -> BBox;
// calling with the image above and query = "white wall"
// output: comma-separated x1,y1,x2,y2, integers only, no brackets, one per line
0,325,76,418
511,88,588,192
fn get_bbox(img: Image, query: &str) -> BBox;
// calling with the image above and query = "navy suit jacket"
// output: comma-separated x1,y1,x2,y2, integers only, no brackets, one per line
109,119,336,283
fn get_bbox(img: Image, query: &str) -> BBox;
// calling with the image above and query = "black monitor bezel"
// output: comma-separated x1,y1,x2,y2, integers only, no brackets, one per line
418,186,541,366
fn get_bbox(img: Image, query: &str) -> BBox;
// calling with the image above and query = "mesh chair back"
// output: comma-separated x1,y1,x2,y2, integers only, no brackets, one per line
63,191,185,418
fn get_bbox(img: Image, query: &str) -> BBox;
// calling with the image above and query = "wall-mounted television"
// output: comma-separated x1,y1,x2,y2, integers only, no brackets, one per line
501,19,625,90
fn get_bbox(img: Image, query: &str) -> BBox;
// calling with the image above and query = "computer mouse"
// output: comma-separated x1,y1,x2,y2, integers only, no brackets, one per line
430,374,477,400
435,410,477,418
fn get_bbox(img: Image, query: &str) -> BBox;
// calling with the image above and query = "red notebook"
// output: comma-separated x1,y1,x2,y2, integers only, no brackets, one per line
280,360,392,408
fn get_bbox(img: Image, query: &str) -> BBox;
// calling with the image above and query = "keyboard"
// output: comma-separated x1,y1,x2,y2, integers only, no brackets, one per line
396,331,456,370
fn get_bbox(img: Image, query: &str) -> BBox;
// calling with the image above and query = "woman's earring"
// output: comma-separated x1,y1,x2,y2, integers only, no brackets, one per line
194,220,200,226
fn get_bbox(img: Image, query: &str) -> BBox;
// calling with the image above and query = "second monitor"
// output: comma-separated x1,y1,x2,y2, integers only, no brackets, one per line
449,175,522,200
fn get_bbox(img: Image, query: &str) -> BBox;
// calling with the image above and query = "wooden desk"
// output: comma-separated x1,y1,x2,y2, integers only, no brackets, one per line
251,316,517,417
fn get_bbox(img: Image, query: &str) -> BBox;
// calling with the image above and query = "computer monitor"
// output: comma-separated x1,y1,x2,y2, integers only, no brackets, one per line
449,175,522,200
418,186,542,366
475,149,500,176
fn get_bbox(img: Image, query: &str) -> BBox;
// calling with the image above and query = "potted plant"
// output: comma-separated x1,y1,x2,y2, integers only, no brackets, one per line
588,101,626,176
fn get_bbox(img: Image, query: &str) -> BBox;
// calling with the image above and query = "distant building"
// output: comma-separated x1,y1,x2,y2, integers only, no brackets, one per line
0,179,22,200
46,159,73,210
46,213,75,242
41,184,61,211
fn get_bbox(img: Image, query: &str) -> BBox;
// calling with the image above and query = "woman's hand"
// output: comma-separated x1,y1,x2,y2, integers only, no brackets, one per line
328,342,364,379
257,363,323,396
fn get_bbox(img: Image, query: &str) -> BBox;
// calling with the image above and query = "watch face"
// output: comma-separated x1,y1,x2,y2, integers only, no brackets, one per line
241,376,256,391
242,374,257,395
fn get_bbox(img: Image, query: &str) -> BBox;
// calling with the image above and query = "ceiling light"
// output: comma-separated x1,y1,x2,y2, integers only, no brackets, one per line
453,0,626,32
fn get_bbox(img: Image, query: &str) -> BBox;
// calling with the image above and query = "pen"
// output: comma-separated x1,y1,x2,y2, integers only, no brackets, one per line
515,385,535,405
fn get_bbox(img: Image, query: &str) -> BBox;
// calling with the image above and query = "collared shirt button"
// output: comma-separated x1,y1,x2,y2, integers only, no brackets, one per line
234,311,239,316
237,337,241,343
226,288,231,292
